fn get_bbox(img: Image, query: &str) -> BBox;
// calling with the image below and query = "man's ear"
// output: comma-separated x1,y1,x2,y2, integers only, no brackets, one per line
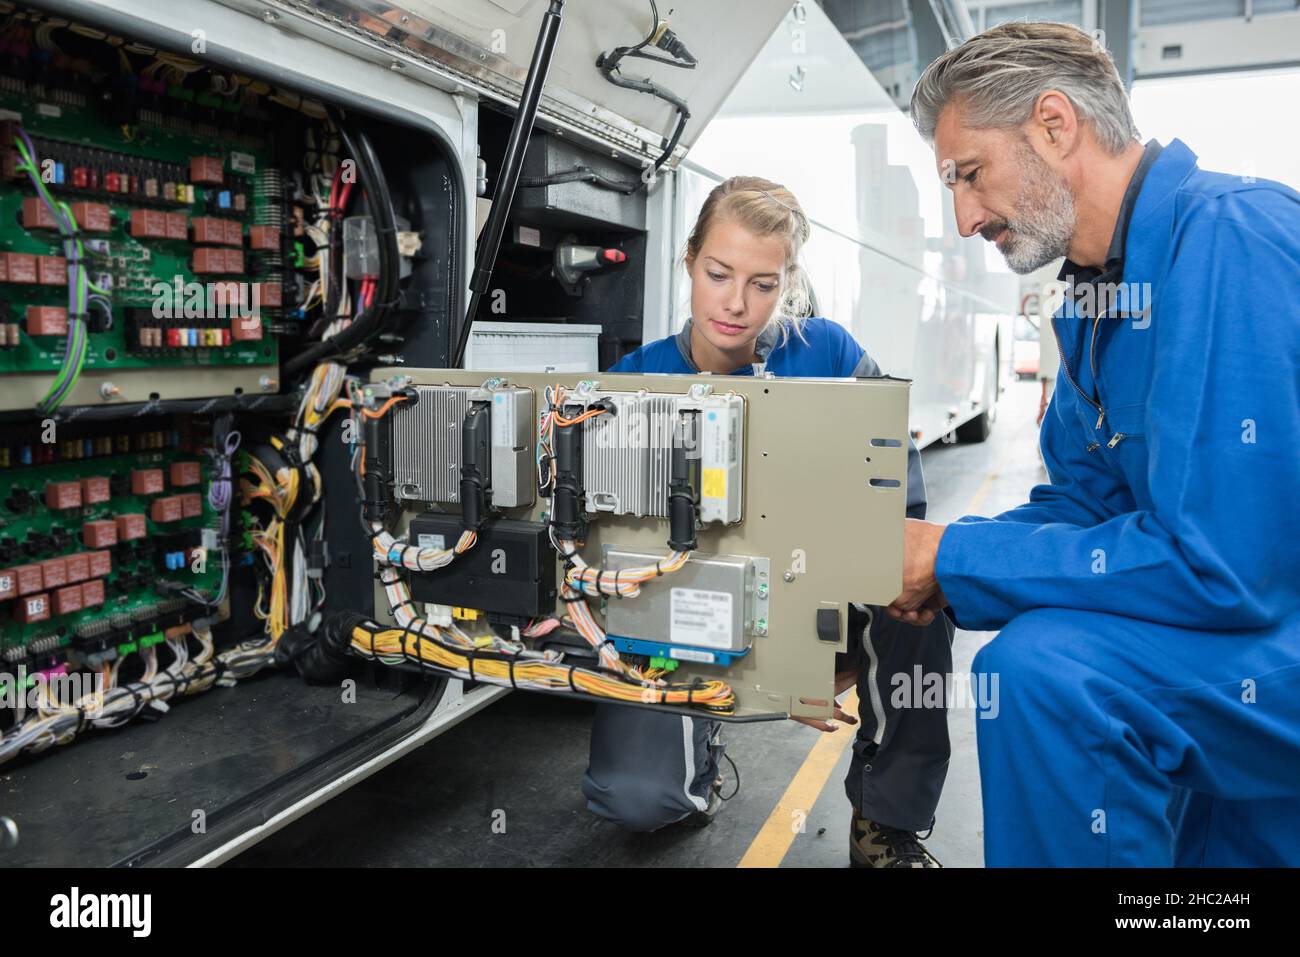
1029,90,1079,156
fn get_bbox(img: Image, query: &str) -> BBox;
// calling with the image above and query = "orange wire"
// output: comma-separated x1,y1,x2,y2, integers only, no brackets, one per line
554,408,606,427
362,395,407,419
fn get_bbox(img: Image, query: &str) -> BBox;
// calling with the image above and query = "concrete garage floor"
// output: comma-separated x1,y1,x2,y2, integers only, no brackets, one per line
230,379,1049,868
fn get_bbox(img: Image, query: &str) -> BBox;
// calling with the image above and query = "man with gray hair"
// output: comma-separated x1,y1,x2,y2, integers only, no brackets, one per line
889,22,1300,866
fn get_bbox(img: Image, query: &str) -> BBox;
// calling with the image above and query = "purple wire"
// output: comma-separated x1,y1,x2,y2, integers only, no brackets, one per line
18,126,89,411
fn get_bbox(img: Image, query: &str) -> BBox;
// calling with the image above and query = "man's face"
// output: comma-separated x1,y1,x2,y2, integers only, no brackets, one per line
934,104,1077,274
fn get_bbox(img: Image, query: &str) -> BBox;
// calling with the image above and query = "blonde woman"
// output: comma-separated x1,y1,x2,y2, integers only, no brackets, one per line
583,176,955,867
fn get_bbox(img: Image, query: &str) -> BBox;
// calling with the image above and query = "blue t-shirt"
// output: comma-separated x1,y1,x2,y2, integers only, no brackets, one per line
608,317,872,377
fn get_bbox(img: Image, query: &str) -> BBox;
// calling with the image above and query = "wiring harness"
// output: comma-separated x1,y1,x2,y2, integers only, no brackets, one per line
348,379,734,714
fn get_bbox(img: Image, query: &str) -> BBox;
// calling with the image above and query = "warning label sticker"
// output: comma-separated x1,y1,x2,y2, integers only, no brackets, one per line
670,588,733,649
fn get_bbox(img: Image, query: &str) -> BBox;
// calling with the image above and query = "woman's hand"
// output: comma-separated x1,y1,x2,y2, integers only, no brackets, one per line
790,668,860,733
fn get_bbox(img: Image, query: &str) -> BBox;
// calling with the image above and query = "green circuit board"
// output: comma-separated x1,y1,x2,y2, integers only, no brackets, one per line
0,427,222,659
0,75,284,375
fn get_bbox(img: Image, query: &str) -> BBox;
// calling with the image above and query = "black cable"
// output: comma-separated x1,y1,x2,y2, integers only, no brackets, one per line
452,0,566,369
595,0,694,176
518,163,641,194
9,391,300,425
719,750,741,801
283,115,400,376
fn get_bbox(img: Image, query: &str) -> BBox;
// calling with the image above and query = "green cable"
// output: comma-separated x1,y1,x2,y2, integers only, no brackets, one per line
15,136,91,412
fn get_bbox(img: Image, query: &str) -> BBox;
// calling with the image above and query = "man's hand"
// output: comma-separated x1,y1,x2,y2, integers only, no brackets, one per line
887,519,948,626
791,667,859,733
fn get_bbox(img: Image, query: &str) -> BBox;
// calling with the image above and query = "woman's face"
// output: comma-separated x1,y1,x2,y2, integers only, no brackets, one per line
688,217,786,356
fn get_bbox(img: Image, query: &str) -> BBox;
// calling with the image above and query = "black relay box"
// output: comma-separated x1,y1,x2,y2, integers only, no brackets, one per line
405,516,557,619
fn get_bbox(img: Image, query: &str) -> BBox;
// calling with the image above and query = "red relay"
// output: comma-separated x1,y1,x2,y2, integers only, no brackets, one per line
37,255,67,285
5,252,38,283
248,225,279,250
65,553,90,583
44,480,82,510
39,557,67,589
193,217,241,246
15,564,43,595
130,209,168,239
254,282,281,308
0,568,15,600
16,593,50,624
179,492,203,518
52,585,83,616
20,196,59,229
165,212,189,241
81,579,105,608
170,461,202,487
190,155,224,185
151,495,183,523
192,248,223,274
26,306,68,336
115,513,147,540
80,476,111,504
88,550,113,578
231,314,263,341
83,519,118,548
130,468,164,495
69,202,113,232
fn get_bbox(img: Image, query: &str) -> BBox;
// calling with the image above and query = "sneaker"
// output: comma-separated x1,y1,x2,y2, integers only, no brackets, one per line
678,776,724,828
849,810,941,868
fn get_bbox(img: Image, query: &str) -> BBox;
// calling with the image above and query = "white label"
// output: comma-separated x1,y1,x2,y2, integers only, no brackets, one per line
36,103,61,117
491,393,513,447
703,405,738,468
517,225,541,247
0,574,12,593
670,587,733,649
229,150,256,174
669,647,716,663
26,597,46,614
417,533,447,550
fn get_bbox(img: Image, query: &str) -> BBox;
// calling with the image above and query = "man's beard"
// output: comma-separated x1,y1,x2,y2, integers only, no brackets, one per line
981,140,1076,274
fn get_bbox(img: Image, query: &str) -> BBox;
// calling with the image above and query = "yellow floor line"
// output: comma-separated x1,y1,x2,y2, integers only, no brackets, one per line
962,464,1002,515
736,689,859,868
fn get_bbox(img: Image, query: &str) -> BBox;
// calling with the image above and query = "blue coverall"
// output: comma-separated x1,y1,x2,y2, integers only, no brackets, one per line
583,317,955,833
936,139,1300,866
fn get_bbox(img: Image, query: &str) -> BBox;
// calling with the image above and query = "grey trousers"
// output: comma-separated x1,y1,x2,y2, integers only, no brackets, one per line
582,604,955,832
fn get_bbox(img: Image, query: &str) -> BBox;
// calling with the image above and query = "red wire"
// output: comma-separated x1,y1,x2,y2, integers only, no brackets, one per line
328,164,343,211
